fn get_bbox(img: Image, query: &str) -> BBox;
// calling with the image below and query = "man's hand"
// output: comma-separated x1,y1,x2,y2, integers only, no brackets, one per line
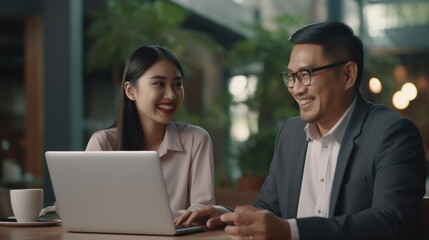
174,206,226,228
220,205,291,240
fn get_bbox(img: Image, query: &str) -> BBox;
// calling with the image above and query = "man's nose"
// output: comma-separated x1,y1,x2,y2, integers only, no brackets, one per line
291,79,307,94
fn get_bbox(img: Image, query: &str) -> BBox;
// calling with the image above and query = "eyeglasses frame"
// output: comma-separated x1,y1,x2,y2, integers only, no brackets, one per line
280,60,349,88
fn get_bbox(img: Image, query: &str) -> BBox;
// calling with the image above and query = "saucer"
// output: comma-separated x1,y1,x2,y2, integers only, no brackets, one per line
0,218,61,227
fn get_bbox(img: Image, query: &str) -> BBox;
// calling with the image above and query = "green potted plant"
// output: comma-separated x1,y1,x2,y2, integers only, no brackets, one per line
86,0,222,86
228,14,304,190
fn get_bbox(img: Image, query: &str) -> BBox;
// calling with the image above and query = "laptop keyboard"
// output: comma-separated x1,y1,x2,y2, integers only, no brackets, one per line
174,224,207,235
175,225,201,229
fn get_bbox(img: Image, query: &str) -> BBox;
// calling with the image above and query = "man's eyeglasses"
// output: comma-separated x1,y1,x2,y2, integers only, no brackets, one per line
280,61,349,88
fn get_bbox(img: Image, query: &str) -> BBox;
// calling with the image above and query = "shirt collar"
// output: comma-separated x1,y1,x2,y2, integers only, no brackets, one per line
305,95,357,142
157,121,184,157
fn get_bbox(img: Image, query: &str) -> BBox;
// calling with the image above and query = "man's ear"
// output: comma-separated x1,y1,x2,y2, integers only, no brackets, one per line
124,81,136,101
343,61,358,90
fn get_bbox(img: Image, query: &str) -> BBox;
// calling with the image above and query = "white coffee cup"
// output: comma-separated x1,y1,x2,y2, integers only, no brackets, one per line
10,189,43,222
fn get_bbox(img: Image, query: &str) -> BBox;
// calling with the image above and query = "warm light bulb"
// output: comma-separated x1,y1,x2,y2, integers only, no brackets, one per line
369,77,382,94
401,82,417,101
231,120,250,142
229,75,248,102
392,91,409,110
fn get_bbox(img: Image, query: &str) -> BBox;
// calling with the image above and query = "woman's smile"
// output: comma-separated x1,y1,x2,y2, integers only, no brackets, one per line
157,102,175,115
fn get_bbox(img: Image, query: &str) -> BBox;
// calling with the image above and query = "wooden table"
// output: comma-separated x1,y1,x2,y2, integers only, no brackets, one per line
0,225,230,240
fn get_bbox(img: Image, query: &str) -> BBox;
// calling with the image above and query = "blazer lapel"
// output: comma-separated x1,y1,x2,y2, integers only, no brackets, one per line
328,93,368,217
286,123,308,218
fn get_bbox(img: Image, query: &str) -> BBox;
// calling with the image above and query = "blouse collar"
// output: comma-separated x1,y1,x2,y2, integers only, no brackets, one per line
157,121,184,157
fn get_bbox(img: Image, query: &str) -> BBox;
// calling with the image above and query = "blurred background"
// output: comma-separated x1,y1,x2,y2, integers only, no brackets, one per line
0,0,428,206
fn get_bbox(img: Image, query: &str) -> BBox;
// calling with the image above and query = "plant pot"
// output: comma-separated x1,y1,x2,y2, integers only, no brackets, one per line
237,176,265,191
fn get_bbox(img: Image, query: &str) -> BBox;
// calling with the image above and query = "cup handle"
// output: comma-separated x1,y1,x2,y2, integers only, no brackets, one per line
39,205,56,216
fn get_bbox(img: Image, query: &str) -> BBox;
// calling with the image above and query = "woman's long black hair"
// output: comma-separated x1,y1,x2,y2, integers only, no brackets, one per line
113,45,184,150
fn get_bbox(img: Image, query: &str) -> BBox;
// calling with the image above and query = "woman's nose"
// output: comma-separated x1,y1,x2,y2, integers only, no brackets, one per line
164,86,177,99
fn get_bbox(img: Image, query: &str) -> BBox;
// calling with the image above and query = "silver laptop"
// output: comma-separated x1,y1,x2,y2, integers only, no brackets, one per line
45,151,206,235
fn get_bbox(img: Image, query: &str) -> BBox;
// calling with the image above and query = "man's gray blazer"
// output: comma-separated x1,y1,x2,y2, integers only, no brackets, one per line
253,93,426,240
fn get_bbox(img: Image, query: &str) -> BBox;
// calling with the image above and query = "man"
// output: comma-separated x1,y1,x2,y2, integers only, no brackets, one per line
175,22,426,240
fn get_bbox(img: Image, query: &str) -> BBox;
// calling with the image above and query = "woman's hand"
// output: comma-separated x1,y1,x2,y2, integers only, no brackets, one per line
174,206,226,228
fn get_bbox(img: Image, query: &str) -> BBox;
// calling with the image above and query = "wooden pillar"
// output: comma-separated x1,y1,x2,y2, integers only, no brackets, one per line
24,15,44,180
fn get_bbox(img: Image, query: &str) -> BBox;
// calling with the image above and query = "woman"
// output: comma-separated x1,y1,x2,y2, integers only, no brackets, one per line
86,45,215,218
